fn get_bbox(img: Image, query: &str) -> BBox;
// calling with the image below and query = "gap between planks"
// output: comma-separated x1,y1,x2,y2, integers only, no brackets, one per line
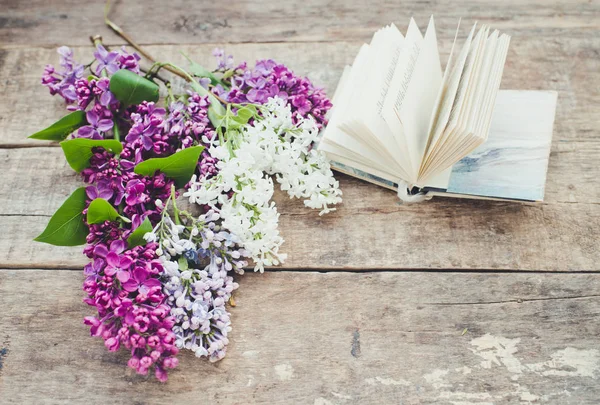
2,267,600,274
0,39,365,50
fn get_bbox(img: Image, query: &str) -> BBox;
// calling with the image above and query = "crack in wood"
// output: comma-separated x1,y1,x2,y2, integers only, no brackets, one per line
2,266,600,274
424,294,600,306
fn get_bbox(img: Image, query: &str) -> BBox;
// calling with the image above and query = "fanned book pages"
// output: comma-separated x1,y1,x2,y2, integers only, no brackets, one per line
319,17,558,202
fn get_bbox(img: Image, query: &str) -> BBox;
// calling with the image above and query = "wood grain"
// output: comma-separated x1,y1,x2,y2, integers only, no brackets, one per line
1,0,600,402
1,0,599,47
1,270,600,404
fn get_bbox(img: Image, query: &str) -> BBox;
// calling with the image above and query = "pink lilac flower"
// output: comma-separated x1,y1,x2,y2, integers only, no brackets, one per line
104,241,133,283
123,266,161,294
83,241,179,381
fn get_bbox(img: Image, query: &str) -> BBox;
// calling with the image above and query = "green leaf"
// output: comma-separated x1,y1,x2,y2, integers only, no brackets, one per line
109,69,159,106
178,256,189,271
87,198,121,224
134,145,204,188
34,187,88,246
28,111,87,141
233,106,257,125
60,138,123,172
183,53,221,87
127,217,153,248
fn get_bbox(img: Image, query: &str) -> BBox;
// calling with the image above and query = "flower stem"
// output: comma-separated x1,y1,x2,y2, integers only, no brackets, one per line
140,66,170,86
170,184,181,225
209,88,230,106
90,34,104,48
104,0,189,81
113,118,120,142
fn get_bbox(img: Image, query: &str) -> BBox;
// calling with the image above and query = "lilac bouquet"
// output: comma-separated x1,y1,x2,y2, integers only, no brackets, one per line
32,40,341,382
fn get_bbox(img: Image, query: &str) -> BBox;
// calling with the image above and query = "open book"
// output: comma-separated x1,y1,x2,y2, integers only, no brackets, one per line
319,17,558,202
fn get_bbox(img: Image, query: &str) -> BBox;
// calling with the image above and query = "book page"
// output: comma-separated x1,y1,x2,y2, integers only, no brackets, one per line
418,24,487,181
379,18,423,182
419,24,477,176
420,29,511,182
435,32,509,173
319,35,412,180
395,16,443,178
423,26,489,175
337,30,411,173
423,19,461,155
321,59,403,175
360,24,413,174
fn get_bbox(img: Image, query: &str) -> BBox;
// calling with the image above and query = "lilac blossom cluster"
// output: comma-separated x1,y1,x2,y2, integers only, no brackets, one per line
40,46,220,381
42,45,140,140
121,95,218,178
38,43,337,382
213,49,332,129
43,45,218,176
148,209,249,361
83,238,179,382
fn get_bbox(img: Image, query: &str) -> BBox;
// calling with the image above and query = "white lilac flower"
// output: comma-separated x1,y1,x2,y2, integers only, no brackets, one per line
152,207,249,362
184,96,342,272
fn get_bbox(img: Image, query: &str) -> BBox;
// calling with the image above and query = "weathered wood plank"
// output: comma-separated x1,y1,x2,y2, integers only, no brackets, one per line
1,270,600,404
1,0,599,47
1,147,599,271
1,36,599,147
2,199,599,271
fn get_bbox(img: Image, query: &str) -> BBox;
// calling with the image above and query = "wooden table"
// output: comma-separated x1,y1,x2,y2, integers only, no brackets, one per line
1,1,599,403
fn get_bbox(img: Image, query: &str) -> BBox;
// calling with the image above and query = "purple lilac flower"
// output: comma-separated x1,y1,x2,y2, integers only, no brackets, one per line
94,45,121,76
212,48,235,70
163,94,218,178
96,78,118,107
41,46,84,103
80,146,173,229
81,148,128,205
86,180,114,201
84,257,105,280
117,46,142,74
124,102,167,161
77,110,114,139
220,56,332,128
123,266,162,294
